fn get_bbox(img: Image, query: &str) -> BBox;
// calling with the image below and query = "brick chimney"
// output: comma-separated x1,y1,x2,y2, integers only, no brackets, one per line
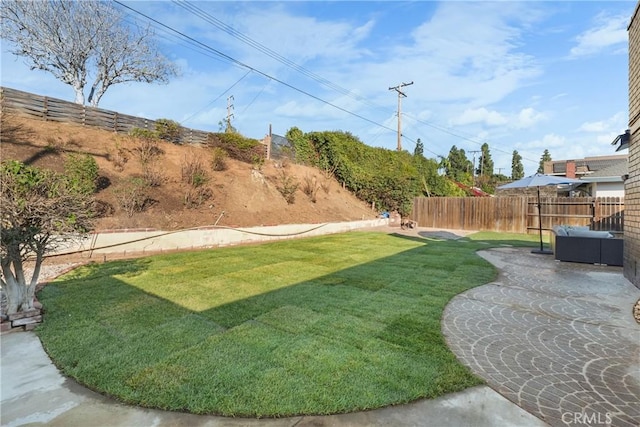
565,160,576,178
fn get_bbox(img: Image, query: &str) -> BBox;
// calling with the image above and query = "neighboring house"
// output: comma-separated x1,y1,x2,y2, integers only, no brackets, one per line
626,1,640,288
579,161,628,198
543,154,628,197
543,154,628,179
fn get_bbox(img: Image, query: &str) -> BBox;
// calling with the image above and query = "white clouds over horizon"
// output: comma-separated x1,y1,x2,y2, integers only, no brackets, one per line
0,1,634,175
578,112,627,133
450,107,546,129
569,12,629,58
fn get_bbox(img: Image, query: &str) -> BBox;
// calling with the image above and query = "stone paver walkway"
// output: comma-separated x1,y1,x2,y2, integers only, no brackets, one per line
443,247,640,427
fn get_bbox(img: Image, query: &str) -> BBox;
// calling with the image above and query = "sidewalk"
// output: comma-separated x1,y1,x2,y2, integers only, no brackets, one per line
0,331,545,427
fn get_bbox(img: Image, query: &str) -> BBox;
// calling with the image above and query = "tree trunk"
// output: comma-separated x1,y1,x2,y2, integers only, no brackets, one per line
1,258,36,315
90,84,107,107
73,82,85,105
2,265,23,315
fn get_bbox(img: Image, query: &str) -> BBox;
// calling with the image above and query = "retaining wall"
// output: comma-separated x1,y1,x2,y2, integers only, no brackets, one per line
56,219,390,256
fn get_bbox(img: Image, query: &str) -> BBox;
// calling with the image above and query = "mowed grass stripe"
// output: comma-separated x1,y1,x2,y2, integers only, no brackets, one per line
36,231,535,416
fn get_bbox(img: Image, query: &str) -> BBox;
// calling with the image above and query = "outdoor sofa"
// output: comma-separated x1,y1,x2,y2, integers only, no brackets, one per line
550,225,623,266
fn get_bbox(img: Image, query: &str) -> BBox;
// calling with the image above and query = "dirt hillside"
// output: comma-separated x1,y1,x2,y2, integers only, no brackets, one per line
1,114,377,231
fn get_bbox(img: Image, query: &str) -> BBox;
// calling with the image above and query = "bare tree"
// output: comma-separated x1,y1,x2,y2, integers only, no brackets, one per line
1,0,177,107
1,161,94,315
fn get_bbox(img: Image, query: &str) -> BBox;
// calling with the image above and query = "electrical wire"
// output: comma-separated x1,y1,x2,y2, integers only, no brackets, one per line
403,112,539,165
239,78,272,116
179,69,252,125
114,0,534,172
113,0,397,134
171,0,376,108
174,0,530,164
123,20,232,67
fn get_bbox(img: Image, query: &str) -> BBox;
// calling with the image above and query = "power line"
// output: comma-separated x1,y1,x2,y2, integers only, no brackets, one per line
171,0,376,108
239,79,272,116
113,0,397,134
402,112,539,166
401,134,441,159
115,1,536,170
179,70,251,125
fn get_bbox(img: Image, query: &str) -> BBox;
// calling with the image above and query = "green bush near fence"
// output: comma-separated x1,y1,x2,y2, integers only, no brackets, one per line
207,132,264,164
63,153,99,195
154,118,182,143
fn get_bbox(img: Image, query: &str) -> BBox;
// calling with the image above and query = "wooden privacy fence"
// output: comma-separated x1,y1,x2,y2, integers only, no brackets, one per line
528,197,624,233
412,197,624,233
1,86,211,145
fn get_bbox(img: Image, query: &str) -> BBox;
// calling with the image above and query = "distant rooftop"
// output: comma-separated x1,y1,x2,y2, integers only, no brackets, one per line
546,154,628,176
580,160,628,182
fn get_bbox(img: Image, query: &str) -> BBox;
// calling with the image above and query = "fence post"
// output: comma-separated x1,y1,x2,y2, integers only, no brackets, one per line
520,197,527,233
43,96,48,120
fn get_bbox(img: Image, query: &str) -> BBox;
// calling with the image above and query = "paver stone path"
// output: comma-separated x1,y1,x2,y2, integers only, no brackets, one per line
443,247,640,427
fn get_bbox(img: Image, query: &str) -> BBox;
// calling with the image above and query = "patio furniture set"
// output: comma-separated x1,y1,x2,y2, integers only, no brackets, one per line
550,225,623,266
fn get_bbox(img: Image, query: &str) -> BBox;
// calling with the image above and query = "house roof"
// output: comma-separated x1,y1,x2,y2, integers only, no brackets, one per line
549,155,628,175
579,160,628,183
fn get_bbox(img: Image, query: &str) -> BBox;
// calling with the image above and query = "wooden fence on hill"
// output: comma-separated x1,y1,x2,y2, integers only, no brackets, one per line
412,197,624,233
0,86,211,145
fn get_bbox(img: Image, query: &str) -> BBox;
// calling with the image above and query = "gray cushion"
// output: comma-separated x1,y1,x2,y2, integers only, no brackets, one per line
553,226,568,236
567,226,590,232
566,229,613,238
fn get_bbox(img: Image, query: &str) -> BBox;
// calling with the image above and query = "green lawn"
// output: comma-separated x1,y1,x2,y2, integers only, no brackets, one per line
36,231,536,417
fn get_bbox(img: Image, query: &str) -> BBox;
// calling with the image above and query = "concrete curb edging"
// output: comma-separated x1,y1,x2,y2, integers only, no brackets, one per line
54,218,390,256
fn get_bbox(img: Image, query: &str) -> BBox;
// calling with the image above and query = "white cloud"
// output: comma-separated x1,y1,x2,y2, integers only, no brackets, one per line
596,132,621,145
273,94,358,120
569,13,628,58
450,106,545,129
292,1,546,119
524,133,567,150
227,5,375,68
579,120,608,133
0,0,631,175
550,93,568,101
577,111,627,133
451,107,508,126
416,110,433,121
514,108,546,129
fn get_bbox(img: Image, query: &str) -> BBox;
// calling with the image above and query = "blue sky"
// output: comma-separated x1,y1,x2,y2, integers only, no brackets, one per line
1,1,634,175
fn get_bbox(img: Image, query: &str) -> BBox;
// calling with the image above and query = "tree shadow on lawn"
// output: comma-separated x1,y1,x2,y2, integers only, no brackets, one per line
36,233,510,417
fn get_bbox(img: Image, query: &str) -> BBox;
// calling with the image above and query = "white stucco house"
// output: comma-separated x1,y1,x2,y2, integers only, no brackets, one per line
579,161,628,197
544,154,628,198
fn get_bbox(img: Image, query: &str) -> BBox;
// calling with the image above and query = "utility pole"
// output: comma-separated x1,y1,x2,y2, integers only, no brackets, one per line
389,81,413,151
226,95,235,132
497,167,504,176
469,150,481,186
